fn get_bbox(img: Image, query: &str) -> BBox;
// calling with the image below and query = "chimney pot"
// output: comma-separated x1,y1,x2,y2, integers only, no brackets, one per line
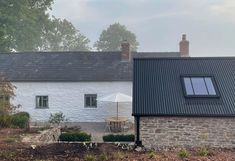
179,34,189,57
121,40,131,61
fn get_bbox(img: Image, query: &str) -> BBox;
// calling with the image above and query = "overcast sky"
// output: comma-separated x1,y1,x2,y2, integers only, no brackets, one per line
50,0,235,57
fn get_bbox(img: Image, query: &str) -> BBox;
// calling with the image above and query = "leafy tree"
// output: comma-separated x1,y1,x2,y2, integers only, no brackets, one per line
0,75,16,115
0,0,53,52
94,23,139,51
41,17,90,51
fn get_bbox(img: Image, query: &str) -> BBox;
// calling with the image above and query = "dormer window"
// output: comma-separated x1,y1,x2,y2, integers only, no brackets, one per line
182,76,219,97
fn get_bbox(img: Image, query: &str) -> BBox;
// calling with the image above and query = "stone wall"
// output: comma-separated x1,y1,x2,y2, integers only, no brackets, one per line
140,117,235,149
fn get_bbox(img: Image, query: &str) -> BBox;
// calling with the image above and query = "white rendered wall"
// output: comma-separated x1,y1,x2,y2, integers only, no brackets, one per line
12,82,132,122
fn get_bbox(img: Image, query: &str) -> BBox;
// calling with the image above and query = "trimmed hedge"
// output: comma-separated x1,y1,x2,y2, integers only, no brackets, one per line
59,132,91,142
103,134,135,142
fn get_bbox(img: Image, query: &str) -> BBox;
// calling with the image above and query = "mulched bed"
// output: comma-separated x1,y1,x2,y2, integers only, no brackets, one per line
1,128,235,161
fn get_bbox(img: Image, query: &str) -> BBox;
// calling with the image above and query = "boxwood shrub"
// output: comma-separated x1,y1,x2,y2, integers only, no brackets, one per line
103,134,135,142
59,132,91,142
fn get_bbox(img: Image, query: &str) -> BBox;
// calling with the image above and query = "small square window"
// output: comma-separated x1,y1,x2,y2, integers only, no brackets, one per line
84,94,97,108
36,96,48,108
182,76,219,97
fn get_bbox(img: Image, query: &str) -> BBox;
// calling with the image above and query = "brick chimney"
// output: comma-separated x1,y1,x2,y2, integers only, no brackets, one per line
121,40,131,61
179,34,189,57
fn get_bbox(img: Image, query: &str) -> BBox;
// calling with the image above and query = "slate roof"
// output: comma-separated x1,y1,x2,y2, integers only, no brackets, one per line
0,51,180,81
133,57,235,117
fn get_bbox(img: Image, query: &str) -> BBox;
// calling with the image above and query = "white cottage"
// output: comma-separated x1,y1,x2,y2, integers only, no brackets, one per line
0,36,189,122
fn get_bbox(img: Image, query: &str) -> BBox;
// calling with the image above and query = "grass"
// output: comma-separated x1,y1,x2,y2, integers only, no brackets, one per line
198,147,209,156
113,151,128,160
3,136,19,144
84,153,97,161
178,149,190,158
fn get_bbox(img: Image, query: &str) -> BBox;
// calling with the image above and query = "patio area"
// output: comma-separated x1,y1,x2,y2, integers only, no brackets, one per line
76,122,134,142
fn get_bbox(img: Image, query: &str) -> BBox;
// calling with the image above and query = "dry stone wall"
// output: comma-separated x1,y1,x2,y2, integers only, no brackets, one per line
140,117,235,149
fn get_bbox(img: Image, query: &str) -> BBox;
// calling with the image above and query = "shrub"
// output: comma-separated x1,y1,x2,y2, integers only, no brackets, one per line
103,134,135,142
178,149,189,158
198,147,209,156
11,112,30,129
84,153,96,161
0,115,12,128
49,112,65,125
59,132,91,142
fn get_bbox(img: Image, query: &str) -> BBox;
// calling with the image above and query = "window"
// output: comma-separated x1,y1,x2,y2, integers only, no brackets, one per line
182,76,218,97
84,94,97,108
36,96,48,108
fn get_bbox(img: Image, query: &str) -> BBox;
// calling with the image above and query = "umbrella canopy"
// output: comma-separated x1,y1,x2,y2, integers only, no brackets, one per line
97,93,132,119
97,92,132,103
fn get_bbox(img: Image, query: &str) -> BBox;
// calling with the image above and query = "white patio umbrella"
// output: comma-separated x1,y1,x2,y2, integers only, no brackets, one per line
97,92,132,119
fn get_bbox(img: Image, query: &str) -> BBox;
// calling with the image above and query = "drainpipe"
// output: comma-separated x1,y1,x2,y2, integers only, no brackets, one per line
135,116,142,146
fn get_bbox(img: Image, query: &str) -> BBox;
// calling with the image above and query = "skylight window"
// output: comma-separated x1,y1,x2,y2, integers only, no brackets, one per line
182,76,218,97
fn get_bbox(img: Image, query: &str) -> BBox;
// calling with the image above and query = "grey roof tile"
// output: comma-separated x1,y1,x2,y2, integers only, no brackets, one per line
0,51,179,81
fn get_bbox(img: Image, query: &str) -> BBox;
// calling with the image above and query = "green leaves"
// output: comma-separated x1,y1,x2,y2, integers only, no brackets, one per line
94,23,139,51
41,17,90,51
0,0,53,52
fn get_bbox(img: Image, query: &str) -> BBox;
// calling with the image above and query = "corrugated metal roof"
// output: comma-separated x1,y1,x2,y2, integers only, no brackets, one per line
0,51,179,81
133,57,235,117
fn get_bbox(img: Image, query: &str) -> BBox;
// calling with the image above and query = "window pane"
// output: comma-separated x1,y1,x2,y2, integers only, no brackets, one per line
91,96,97,107
85,96,90,107
191,78,208,95
42,96,48,107
39,97,42,107
36,97,40,107
184,78,194,95
205,78,216,95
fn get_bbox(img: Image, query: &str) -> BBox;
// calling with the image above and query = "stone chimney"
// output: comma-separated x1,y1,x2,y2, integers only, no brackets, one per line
121,40,131,61
179,34,189,57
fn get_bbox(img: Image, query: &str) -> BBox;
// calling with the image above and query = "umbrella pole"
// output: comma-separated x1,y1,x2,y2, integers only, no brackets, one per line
117,102,118,120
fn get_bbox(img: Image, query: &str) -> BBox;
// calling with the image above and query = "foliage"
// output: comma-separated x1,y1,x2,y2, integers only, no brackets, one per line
94,23,139,51
198,147,209,156
178,149,189,158
0,114,12,128
148,151,157,159
0,0,54,52
11,112,30,128
41,17,90,51
113,151,128,160
48,112,65,125
84,153,96,161
103,134,135,142
98,153,109,161
0,75,17,115
0,75,26,129
59,132,91,142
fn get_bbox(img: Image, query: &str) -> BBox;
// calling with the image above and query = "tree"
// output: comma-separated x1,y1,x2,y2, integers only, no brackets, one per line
0,75,16,115
0,0,53,52
41,17,90,51
94,23,139,51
